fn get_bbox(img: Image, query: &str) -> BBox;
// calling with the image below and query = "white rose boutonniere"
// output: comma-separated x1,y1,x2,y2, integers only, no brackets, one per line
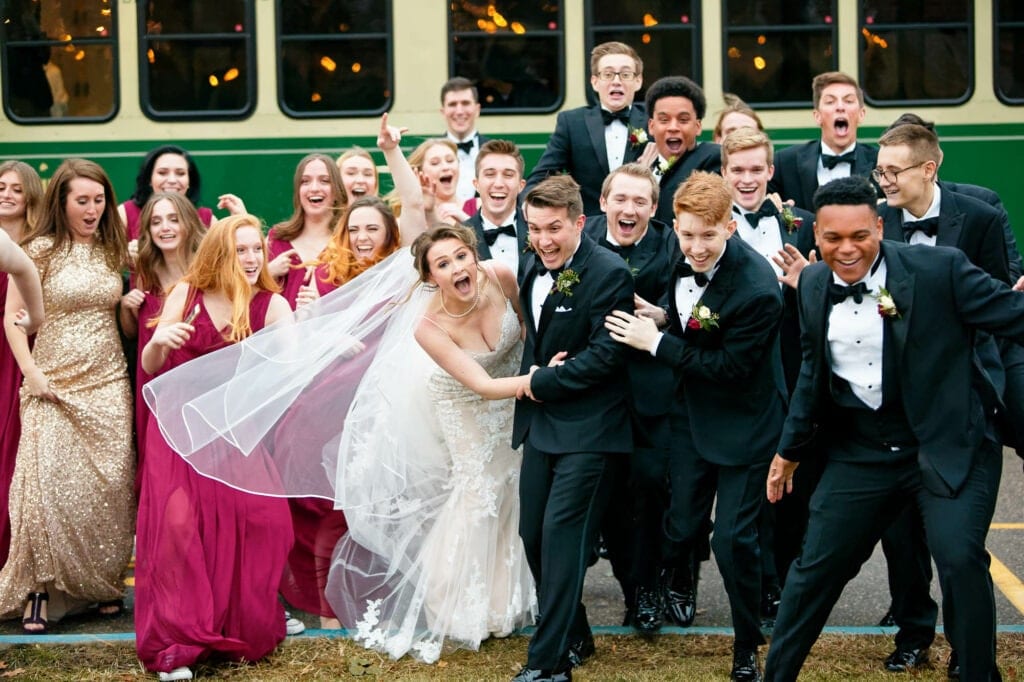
874,287,901,319
629,127,648,148
687,303,720,331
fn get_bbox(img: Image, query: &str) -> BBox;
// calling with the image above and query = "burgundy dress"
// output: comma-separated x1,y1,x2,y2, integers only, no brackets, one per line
132,285,163,497
273,258,348,619
0,273,21,564
123,201,213,242
266,230,307,306
135,290,293,673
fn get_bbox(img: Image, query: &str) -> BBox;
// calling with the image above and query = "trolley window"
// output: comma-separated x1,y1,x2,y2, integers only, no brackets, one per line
723,1,838,108
277,1,393,118
1,0,118,123
860,1,973,106
584,1,701,106
449,1,564,113
995,0,1024,104
138,1,256,120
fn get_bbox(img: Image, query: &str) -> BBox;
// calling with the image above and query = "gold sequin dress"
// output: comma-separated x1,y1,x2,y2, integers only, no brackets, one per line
0,237,135,620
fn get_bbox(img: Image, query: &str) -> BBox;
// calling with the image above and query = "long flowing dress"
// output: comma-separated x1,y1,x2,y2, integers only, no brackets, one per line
0,237,134,620
0,271,23,565
135,289,293,673
329,299,536,663
132,283,163,497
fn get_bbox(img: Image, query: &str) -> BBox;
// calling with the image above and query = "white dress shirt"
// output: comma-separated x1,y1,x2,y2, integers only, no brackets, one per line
734,204,785,280
448,131,480,204
827,258,887,410
902,184,942,247
481,212,520,276
602,109,628,172
649,242,727,355
817,141,858,186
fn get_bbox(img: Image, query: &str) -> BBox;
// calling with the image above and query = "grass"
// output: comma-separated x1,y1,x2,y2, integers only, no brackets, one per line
0,633,1021,681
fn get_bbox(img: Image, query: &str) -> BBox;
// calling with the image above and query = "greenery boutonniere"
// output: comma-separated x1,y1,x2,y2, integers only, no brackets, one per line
687,303,720,331
874,287,901,319
629,127,649,148
523,233,534,254
780,205,804,234
552,269,580,296
658,156,677,175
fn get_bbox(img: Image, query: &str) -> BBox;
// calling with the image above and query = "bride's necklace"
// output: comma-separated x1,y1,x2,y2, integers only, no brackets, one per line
440,276,486,319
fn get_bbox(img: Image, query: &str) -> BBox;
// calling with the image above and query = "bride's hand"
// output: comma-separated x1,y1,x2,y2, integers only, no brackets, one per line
546,351,568,367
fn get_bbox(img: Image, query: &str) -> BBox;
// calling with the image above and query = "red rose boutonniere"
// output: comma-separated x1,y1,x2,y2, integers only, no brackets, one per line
780,206,804,234
687,303,720,331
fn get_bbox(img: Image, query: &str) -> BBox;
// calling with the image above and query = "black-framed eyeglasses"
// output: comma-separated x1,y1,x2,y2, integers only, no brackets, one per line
595,70,638,82
871,162,925,184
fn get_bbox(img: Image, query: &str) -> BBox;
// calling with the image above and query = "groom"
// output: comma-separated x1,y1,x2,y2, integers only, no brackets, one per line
512,175,635,682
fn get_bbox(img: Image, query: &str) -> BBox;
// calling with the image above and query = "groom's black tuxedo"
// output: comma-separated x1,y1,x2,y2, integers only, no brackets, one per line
652,142,722,226
524,104,649,216
768,140,879,211
513,231,634,672
766,241,1024,681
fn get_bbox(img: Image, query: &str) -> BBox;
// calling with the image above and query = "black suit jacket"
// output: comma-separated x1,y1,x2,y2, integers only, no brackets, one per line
879,188,1010,285
657,238,786,465
585,214,677,417
653,142,722,225
525,105,649,216
465,208,530,280
780,241,1024,494
939,180,1022,280
513,232,635,453
768,140,878,211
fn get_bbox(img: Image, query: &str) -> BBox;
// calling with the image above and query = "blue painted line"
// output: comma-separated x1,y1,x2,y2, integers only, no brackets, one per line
3,624,1022,645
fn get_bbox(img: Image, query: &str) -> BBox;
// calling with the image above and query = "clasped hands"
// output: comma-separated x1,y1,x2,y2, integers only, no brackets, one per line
515,351,568,401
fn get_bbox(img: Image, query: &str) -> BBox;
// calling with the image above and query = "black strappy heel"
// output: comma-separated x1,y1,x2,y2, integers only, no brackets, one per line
22,591,48,634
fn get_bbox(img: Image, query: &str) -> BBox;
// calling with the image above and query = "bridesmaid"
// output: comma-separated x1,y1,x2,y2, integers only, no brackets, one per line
337,147,379,204
136,214,293,682
0,159,135,631
0,160,44,565
118,192,205,495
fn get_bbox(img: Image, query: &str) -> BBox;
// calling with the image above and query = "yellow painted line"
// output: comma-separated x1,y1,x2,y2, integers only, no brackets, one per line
990,551,1024,616
990,523,1024,529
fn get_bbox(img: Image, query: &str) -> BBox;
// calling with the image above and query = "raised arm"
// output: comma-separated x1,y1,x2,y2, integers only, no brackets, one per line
0,230,44,336
141,282,194,375
376,113,427,244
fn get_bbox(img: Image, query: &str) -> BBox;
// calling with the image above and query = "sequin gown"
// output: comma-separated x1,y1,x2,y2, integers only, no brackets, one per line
135,290,293,673
0,237,134,620
330,300,536,662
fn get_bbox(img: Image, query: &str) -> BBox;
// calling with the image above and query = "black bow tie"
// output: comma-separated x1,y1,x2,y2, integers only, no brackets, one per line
821,150,856,170
602,239,635,259
674,259,709,287
741,201,778,228
455,138,475,154
483,224,516,246
903,216,940,240
601,108,630,126
828,281,870,305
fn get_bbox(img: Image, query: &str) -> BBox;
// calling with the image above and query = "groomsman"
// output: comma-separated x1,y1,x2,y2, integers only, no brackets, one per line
440,76,489,203
524,41,648,216
645,76,722,226
765,176,1020,682
465,140,529,278
512,175,634,682
584,163,678,633
606,172,786,682
719,127,815,619
768,72,878,211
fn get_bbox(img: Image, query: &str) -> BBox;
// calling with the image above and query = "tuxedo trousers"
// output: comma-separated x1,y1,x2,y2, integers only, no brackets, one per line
765,441,1003,682
664,414,769,650
880,500,938,651
519,445,617,670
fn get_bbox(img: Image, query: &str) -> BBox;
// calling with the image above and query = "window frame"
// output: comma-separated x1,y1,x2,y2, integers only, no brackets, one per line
721,1,838,110
994,1,1024,105
1,4,120,125
584,1,703,107
447,2,566,115
858,1,975,107
275,0,394,119
137,0,257,122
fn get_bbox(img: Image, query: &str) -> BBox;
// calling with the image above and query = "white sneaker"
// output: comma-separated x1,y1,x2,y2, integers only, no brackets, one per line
158,667,192,681
285,610,305,635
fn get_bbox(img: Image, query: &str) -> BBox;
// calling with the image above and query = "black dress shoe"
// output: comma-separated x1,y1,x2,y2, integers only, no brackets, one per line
878,608,896,627
511,667,572,682
663,584,696,627
884,647,930,672
731,649,763,682
947,649,959,679
566,631,595,668
632,585,664,635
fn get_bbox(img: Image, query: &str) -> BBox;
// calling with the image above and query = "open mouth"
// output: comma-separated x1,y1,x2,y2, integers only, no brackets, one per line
665,137,684,156
157,231,177,243
243,265,260,278
617,218,637,237
350,186,367,198
834,117,849,137
454,274,472,295
354,244,375,259
438,173,455,189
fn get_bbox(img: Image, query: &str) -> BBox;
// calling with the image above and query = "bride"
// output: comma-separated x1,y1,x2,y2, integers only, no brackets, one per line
145,130,543,664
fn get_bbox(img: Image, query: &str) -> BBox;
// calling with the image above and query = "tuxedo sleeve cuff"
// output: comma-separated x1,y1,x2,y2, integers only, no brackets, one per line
649,332,664,357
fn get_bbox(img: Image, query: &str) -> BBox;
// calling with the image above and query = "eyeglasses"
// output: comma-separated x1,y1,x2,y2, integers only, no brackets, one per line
870,162,925,184
595,70,638,82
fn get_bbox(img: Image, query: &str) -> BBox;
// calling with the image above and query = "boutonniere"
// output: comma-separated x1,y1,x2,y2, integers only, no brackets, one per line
658,156,677,174
628,127,648,148
780,206,804,234
623,257,640,278
523,233,534,254
552,269,580,296
874,287,901,319
687,303,720,331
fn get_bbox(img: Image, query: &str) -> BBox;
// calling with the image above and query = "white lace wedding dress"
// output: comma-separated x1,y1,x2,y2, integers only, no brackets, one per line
326,299,536,663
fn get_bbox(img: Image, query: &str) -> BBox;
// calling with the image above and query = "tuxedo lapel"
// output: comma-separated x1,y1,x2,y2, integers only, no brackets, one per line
936,191,964,248
515,211,529,254
852,144,875,178
520,258,541,332
797,144,820,209
468,214,494,260
584,107,611,177
880,243,915,368
624,107,648,163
